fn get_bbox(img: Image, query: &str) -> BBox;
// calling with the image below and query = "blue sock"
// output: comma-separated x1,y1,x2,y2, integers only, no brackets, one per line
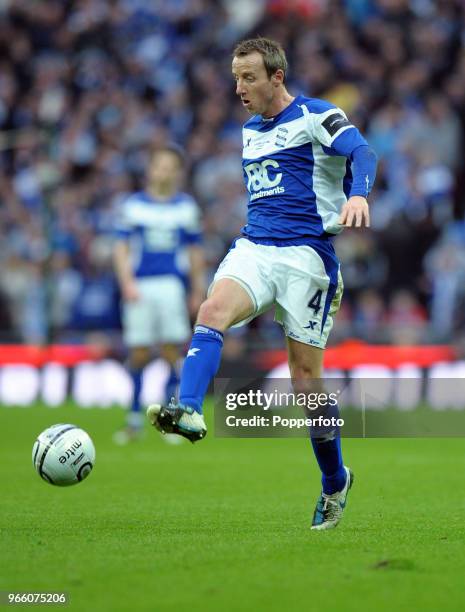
311,434,346,494
164,364,179,404
179,325,224,414
310,402,346,494
128,368,143,429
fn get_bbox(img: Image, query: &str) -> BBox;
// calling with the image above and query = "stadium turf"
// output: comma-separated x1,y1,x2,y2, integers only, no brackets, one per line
1,402,465,612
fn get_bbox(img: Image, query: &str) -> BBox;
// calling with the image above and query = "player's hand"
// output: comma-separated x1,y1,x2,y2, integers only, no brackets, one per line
339,196,370,228
122,280,140,302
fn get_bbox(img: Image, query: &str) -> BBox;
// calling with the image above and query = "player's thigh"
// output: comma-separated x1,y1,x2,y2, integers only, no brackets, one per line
275,245,343,349
210,238,275,328
202,278,255,328
122,283,158,347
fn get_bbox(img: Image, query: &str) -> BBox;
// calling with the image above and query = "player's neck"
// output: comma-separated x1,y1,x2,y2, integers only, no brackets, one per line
262,89,295,119
147,185,176,200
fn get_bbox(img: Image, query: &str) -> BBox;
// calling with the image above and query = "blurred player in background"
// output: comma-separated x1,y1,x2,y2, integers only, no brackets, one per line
148,38,377,529
113,145,205,444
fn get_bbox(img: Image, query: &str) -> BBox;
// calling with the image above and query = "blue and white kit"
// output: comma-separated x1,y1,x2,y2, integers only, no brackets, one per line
115,191,202,346
213,95,377,347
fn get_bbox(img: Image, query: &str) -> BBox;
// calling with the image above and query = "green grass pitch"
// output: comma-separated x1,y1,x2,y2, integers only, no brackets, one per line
1,401,465,612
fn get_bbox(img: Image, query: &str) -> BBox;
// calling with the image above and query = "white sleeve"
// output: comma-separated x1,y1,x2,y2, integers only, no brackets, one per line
302,104,355,148
183,199,202,235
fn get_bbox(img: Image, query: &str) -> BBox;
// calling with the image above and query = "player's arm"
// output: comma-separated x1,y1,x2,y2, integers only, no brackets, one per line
187,244,206,316
309,105,378,227
182,199,206,316
113,239,139,302
339,144,377,227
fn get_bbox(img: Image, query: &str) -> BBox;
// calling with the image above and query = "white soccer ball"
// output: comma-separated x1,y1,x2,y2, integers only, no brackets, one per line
32,424,96,486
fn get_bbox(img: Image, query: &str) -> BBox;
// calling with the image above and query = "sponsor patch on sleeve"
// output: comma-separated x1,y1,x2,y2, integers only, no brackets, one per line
322,113,352,137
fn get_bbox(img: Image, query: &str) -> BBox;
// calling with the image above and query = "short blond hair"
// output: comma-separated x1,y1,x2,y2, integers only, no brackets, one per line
233,37,288,81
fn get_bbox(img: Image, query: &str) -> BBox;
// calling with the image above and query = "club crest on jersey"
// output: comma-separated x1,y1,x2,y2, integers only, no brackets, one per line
274,126,288,147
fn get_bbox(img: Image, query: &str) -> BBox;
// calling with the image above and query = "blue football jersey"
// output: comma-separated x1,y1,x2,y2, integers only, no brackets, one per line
114,191,202,280
241,95,369,240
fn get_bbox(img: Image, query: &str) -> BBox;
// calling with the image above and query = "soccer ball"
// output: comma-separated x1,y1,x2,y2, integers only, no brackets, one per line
32,424,96,486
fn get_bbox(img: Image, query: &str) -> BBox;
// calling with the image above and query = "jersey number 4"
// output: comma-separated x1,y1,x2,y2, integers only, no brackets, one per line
307,289,323,315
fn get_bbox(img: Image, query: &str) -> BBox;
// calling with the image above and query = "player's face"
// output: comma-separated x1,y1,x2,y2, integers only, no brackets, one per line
232,52,276,117
148,151,182,191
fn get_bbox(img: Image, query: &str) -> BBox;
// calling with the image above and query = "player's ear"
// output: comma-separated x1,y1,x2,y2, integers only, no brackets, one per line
272,70,284,86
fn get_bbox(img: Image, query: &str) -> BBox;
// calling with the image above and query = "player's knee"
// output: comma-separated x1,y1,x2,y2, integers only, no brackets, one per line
289,363,322,394
197,298,230,331
160,344,179,366
289,362,320,379
129,347,151,371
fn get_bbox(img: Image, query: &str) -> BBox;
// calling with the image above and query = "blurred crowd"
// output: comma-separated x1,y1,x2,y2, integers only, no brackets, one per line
0,0,465,348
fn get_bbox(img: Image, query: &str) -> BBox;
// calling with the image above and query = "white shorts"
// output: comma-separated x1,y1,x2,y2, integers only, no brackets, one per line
212,238,343,348
122,276,190,347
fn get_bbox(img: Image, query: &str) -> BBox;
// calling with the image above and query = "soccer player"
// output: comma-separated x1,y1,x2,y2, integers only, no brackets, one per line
113,145,205,443
147,38,377,529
